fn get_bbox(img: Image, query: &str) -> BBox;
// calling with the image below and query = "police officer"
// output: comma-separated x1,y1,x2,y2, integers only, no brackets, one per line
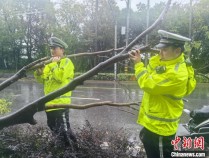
130,30,196,158
34,37,76,146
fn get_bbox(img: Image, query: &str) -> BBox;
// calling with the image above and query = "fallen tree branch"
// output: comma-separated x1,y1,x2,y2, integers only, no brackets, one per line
0,46,158,91
0,47,143,91
29,47,159,71
46,101,140,110
0,0,171,130
0,57,48,91
0,48,123,91
29,47,125,70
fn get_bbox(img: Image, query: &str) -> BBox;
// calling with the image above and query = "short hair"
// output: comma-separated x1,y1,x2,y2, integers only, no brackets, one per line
171,45,185,53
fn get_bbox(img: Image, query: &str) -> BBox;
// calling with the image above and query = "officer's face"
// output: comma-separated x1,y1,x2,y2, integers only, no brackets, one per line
159,46,180,61
50,46,64,57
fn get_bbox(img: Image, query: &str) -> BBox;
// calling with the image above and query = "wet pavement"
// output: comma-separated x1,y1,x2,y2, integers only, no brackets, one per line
1,79,209,139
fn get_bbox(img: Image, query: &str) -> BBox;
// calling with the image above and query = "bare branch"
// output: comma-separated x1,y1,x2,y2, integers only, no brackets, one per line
0,48,124,91
29,47,159,71
0,57,48,91
0,46,157,91
117,0,172,56
29,47,125,71
0,0,171,130
46,101,140,110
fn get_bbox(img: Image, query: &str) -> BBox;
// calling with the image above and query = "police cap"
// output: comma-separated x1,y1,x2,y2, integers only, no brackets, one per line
48,37,68,49
155,30,191,49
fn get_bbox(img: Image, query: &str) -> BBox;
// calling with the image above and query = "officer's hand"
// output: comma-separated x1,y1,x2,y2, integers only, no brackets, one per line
51,56,61,62
36,67,44,76
129,50,141,64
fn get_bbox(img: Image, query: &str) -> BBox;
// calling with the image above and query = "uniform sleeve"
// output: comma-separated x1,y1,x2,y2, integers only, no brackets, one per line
134,62,187,95
49,58,74,82
34,64,52,83
34,71,44,84
185,65,196,95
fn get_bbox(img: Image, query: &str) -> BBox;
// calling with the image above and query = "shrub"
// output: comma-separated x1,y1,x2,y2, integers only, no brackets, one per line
0,121,145,158
195,74,209,83
75,72,136,81
75,72,209,83
0,99,12,115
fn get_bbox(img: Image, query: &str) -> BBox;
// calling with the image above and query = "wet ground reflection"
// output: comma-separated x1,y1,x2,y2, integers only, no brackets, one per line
0,79,209,138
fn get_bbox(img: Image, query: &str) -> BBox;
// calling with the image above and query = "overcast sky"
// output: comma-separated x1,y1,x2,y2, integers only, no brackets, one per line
116,0,191,11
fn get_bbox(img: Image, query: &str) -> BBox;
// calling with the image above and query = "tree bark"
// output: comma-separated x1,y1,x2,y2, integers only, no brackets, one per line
46,101,140,110
0,57,48,91
29,47,159,70
29,47,125,71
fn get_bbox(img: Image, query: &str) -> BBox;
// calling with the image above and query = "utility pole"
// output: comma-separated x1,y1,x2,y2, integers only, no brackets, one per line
189,0,192,39
188,0,193,58
95,0,98,52
145,0,150,66
114,21,117,80
125,0,130,47
107,0,118,80
124,0,130,73
93,0,98,66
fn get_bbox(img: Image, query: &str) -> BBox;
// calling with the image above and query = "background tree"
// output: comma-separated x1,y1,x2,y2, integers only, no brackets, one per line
0,0,55,69
190,0,209,73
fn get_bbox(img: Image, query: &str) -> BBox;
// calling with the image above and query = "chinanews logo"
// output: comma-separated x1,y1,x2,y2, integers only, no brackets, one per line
171,136,204,150
170,136,207,158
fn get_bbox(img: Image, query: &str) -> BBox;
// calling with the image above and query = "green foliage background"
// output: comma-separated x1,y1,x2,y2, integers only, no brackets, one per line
0,0,208,75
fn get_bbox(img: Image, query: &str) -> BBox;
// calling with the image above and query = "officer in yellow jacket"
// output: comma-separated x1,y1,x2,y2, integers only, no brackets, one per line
130,30,196,158
34,37,76,146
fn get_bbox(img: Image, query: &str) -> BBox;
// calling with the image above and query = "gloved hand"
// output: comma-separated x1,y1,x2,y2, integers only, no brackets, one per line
129,49,141,64
51,56,61,62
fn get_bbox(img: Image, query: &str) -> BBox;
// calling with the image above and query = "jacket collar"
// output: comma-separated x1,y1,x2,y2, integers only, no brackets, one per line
159,53,185,66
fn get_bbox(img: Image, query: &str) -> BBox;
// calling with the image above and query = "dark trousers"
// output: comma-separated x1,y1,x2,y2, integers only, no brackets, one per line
46,108,77,146
140,127,175,158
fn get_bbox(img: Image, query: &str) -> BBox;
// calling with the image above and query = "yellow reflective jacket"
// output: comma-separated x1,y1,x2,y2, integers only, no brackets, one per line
135,53,196,136
34,57,74,112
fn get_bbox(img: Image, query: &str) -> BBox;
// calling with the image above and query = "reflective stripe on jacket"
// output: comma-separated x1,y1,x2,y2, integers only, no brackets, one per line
135,53,196,136
34,57,74,112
